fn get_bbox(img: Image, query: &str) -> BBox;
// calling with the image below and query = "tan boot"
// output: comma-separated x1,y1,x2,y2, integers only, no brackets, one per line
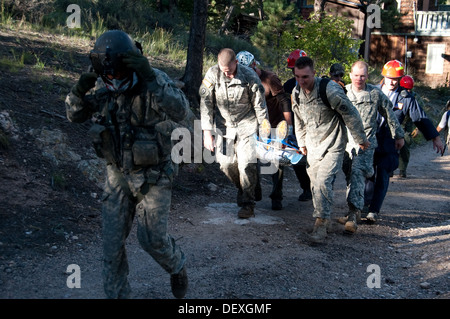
310,217,329,243
337,216,347,225
344,209,361,234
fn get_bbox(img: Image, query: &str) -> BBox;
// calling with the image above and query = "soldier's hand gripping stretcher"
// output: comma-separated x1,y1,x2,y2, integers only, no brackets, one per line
255,119,303,166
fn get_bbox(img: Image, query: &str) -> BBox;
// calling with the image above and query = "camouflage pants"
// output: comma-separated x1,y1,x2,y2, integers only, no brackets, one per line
307,150,344,219
345,147,375,211
101,164,185,299
215,133,259,207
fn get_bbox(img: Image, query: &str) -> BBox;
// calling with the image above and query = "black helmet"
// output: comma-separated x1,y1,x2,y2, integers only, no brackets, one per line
89,30,140,77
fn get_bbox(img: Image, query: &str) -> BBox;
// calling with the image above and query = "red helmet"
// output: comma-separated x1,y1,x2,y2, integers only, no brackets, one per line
287,49,307,69
400,75,414,89
381,60,404,78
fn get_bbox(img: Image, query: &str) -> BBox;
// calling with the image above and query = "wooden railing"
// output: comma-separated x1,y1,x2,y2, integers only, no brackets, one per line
415,11,450,33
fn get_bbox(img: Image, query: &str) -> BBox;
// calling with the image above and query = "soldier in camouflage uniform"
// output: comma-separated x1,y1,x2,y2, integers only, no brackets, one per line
338,61,404,234
199,48,269,219
65,30,189,299
291,57,370,243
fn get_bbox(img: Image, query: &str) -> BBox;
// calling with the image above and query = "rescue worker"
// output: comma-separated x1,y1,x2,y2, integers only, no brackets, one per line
283,49,312,202
337,61,404,234
291,56,370,243
436,99,450,152
199,48,269,219
236,50,292,210
397,75,417,178
65,30,189,299
365,60,444,223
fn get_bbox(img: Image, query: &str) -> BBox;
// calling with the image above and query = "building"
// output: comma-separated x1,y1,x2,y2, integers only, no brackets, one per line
297,0,449,88
369,0,449,88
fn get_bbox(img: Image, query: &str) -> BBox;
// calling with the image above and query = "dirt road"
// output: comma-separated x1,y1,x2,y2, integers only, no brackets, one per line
1,142,449,301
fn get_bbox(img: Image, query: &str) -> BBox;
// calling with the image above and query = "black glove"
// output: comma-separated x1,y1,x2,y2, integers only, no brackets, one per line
73,72,97,97
121,50,156,82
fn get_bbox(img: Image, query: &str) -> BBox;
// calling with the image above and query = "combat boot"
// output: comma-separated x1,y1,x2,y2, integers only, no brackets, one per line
171,266,188,299
344,209,360,234
237,189,243,207
309,217,329,243
238,205,255,219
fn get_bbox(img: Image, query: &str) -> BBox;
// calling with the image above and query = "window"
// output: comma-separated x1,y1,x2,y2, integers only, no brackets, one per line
426,44,446,74
302,0,314,8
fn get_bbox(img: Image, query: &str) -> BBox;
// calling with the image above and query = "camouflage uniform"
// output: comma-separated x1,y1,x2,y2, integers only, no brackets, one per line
344,83,404,211
66,69,189,298
199,64,268,208
291,78,367,219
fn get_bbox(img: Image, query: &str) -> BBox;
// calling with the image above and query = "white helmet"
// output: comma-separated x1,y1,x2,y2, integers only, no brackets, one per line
236,51,256,67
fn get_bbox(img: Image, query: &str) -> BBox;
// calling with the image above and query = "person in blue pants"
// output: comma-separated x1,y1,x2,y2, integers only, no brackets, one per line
364,60,444,223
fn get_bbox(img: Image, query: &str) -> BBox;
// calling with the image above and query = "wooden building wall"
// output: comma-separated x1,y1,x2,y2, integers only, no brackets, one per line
370,34,450,88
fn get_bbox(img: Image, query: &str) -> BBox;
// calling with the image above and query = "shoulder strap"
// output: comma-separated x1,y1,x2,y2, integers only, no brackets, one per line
319,77,331,108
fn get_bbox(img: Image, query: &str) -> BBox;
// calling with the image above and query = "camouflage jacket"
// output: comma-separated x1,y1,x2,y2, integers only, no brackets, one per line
345,83,404,150
65,69,189,171
199,64,268,139
292,77,368,161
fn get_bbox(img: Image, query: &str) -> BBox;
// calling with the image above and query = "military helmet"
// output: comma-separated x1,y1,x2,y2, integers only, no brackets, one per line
236,51,256,67
89,30,140,77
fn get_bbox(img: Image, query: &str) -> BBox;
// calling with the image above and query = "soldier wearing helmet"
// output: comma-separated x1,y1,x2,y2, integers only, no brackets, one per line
364,60,444,223
65,30,189,299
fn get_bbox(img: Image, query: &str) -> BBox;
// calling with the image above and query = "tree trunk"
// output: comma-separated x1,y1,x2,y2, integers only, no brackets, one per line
219,5,235,35
314,0,327,21
258,0,264,20
182,0,208,113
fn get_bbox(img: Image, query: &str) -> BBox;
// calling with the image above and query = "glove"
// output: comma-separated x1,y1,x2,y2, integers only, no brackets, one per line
73,72,97,97
121,50,156,82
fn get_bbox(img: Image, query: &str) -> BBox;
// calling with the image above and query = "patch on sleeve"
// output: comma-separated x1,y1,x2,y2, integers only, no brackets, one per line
251,83,260,93
202,78,213,89
339,104,349,112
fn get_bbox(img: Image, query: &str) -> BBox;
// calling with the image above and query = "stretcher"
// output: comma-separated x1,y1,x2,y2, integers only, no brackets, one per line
255,119,303,166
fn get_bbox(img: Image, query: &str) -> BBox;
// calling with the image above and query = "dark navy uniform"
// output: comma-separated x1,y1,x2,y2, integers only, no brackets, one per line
366,85,440,214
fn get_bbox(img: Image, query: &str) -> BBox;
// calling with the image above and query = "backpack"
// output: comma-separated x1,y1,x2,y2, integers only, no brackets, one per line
293,77,333,108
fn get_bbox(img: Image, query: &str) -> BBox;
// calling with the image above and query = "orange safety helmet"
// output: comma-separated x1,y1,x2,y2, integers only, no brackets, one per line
287,49,307,69
381,60,405,78
400,75,414,90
